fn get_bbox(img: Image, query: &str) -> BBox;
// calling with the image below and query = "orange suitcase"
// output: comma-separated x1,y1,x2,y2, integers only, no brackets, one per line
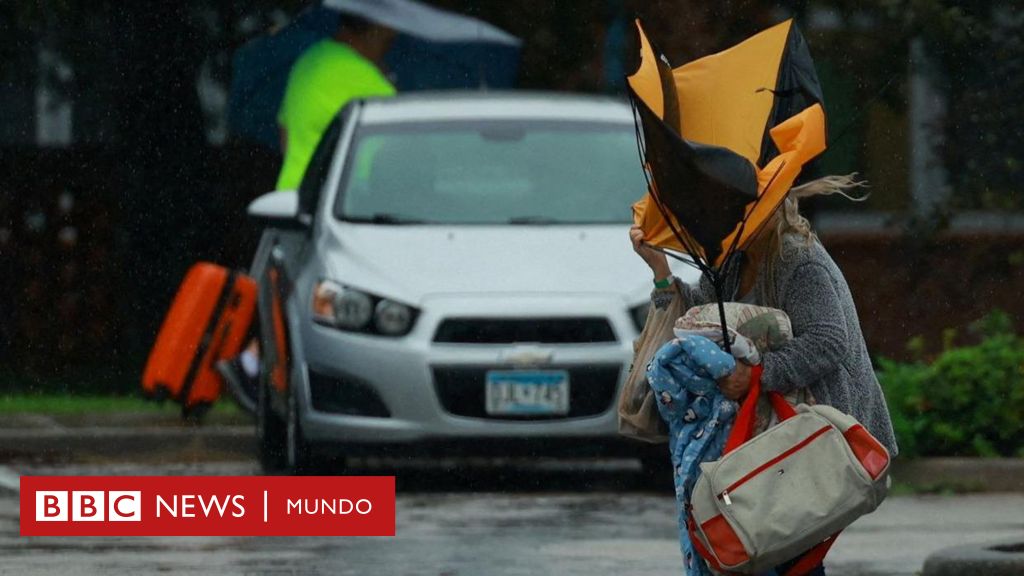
142,262,257,418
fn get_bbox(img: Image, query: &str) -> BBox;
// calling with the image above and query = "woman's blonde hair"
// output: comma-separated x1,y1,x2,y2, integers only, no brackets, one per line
757,173,868,305
772,173,868,243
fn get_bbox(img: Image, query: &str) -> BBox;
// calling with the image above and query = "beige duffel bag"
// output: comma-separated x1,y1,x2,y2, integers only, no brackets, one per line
686,377,891,574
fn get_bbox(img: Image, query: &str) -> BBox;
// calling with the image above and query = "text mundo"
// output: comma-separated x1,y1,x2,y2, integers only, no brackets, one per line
286,497,373,515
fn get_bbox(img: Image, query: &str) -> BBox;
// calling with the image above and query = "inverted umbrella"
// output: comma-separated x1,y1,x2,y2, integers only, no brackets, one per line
229,1,521,149
627,19,827,350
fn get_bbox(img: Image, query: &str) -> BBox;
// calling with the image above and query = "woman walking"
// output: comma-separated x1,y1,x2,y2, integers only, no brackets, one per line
630,176,898,575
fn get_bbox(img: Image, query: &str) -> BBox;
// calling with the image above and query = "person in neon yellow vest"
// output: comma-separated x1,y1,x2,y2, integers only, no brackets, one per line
218,18,397,410
276,16,397,190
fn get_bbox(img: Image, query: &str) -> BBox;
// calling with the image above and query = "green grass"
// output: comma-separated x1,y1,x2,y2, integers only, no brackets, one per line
0,394,241,415
0,394,171,414
889,480,988,496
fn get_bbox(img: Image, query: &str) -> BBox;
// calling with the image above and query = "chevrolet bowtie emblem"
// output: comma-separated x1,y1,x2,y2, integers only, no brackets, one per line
499,347,554,367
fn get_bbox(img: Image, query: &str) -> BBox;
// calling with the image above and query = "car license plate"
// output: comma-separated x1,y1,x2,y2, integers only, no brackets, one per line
485,370,570,416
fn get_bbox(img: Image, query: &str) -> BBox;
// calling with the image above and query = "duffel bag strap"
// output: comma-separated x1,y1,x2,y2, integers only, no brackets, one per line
721,367,841,575
782,533,839,576
723,365,796,454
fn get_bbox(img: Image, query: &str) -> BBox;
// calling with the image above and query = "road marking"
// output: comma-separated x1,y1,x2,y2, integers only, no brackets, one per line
264,490,268,522
0,466,20,492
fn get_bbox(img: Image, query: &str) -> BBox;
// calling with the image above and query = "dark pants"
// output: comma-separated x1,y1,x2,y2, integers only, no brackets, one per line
768,559,825,575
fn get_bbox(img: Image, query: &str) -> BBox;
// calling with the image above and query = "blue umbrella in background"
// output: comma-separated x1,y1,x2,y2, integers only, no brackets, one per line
229,1,521,150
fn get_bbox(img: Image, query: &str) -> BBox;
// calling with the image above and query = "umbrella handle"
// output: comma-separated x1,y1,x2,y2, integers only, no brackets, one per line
714,288,732,355
640,242,731,353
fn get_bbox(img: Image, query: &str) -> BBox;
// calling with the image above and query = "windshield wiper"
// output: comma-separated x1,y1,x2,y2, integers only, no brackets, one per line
507,216,564,225
345,214,429,225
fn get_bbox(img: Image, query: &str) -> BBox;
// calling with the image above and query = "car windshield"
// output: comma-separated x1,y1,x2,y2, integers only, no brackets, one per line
334,120,648,224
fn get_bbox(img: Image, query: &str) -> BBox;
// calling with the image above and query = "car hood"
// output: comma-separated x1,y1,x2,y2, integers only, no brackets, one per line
319,223,690,306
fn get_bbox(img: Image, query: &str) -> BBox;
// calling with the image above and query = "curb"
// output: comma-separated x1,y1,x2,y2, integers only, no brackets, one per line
0,426,256,463
3,426,1024,492
923,541,1024,576
892,458,1024,493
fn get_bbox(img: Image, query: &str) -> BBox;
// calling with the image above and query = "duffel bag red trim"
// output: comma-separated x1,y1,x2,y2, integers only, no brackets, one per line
687,512,739,573
843,424,889,479
700,513,750,567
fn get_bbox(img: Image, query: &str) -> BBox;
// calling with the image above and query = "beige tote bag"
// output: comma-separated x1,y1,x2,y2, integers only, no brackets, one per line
617,284,683,443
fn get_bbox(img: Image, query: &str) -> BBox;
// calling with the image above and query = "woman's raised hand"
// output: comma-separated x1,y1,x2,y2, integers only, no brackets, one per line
630,225,670,280
717,362,752,400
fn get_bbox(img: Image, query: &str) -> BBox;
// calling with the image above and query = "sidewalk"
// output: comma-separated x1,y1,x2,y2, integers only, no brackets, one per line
0,411,254,462
2,411,1024,494
829,494,1024,575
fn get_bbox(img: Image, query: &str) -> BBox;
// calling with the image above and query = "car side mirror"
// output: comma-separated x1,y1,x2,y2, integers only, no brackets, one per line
247,190,311,230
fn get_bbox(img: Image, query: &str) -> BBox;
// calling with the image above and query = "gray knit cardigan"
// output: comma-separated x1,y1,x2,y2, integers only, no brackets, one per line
669,233,899,456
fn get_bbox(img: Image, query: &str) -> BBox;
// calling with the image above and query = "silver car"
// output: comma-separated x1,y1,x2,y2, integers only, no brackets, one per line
246,92,697,474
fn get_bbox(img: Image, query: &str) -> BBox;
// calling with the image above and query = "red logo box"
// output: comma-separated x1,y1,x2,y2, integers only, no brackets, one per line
20,476,395,537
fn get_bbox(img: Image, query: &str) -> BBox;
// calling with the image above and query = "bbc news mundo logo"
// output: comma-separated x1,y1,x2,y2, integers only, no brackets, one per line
36,491,142,522
21,476,395,537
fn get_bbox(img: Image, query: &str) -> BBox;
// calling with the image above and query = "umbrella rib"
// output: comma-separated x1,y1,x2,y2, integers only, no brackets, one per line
645,244,702,270
647,167,731,353
627,93,729,353
724,158,788,265
628,95,712,274
646,175,708,269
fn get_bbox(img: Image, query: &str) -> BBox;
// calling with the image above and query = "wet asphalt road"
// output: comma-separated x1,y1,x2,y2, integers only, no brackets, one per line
1,459,1023,576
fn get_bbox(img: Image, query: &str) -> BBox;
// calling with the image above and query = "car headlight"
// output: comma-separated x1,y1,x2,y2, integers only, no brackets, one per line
374,299,413,335
313,280,418,336
630,302,650,333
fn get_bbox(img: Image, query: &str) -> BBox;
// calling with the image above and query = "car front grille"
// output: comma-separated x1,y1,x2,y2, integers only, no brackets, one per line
433,318,616,344
431,365,620,420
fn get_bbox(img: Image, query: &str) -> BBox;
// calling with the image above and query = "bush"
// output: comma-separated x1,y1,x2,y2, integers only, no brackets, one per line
877,311,1024,458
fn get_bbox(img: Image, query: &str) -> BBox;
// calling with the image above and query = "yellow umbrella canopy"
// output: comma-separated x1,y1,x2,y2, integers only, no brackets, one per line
627,18,827,268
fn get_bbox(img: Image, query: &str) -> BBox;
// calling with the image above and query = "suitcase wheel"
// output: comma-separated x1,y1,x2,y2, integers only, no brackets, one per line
146,384,172,403
182,401,212,423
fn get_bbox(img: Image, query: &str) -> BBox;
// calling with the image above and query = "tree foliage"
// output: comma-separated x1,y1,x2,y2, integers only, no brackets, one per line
878,310,1024,458
854,0,1023,209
